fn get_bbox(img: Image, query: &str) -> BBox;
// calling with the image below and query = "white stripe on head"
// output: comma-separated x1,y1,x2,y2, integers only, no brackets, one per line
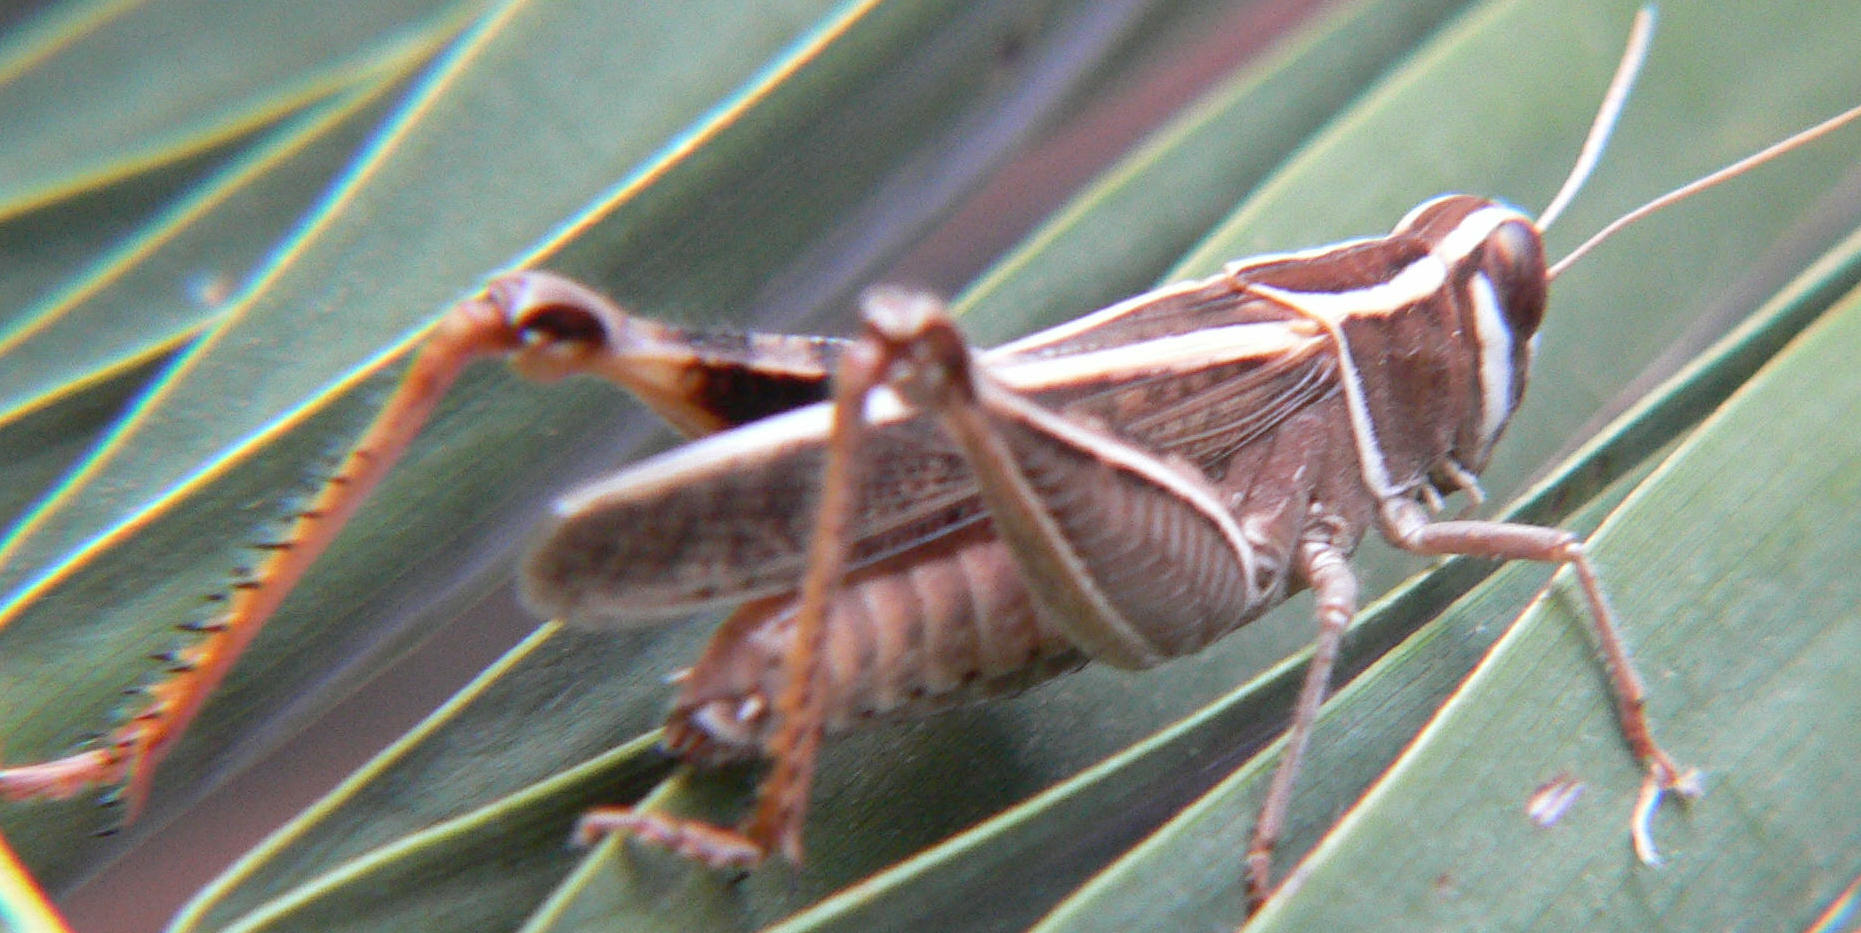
1240,207,1527,324
1435,206,1527,265
1467,272,1517,449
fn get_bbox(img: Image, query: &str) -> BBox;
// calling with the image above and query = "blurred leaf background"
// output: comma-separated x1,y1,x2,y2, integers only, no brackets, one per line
2,0,1859,930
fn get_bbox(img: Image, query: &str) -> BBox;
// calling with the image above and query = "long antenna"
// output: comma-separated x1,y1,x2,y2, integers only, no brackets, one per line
1537,6,1657,232
1548,98,1861,280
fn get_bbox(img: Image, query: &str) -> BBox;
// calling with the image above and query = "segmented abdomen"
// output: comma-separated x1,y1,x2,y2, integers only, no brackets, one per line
664,525,1084,763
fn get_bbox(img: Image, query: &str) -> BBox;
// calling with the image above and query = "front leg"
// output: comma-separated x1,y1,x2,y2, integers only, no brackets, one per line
1380,497,1702,864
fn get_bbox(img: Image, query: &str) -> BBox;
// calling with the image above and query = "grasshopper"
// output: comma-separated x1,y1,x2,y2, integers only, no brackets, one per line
5,8,1860,911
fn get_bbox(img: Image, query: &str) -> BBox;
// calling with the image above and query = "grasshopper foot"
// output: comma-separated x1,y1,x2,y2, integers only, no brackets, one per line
1243,842,1276,914
1630,754,1702,865
574,806,766,870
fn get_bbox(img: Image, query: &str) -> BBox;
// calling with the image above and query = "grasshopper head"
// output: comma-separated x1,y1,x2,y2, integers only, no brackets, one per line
1395,195,1548,472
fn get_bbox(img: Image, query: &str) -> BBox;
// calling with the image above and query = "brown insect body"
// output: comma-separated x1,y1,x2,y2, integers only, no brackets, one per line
526,194,1543,761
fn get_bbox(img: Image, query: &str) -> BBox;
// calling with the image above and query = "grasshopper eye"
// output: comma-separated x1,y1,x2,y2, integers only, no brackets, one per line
1481,218,1547,339
1486,217,1543,272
